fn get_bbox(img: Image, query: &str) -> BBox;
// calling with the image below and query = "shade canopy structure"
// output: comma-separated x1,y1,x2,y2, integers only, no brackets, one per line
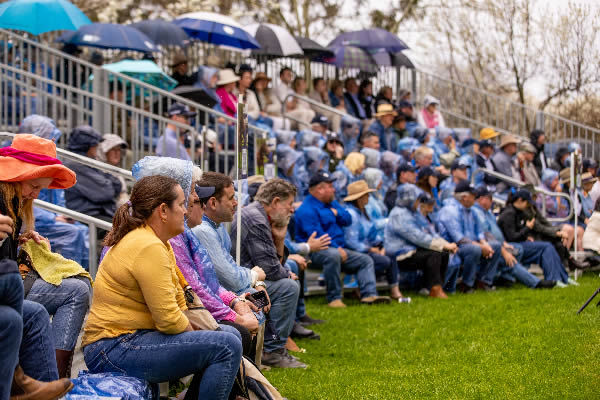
0,0,91,35
173,12,259,50
245,23,303,57
329,28,408,53
129,19,190,48
57,23,157,53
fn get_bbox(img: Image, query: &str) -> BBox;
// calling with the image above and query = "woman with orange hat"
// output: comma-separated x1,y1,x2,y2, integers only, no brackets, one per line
0,134,91,379
0,134,79,397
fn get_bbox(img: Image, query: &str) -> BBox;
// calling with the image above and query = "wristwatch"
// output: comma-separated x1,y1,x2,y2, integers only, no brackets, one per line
255,281,266,288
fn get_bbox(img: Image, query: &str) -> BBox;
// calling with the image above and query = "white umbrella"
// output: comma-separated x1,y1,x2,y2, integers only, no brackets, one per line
245,23,303,57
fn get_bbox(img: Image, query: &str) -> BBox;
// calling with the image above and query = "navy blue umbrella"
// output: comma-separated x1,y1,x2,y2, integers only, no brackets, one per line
173,12,259,50
129,19,189,48
56,23,157,53
328,28,408,53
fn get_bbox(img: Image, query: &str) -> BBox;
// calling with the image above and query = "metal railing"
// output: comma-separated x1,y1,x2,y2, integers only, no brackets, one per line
0,29,269,174
33,199,111,279
472,167,574,223
281,92,358,130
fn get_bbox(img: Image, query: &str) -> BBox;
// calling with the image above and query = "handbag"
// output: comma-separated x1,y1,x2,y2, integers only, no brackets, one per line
183,286,219,331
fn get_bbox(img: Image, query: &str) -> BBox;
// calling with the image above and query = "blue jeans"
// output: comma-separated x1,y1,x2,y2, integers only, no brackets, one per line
497,243,539,288
457,241,502,287
518,241,569,284
0,268,23,399
286,260,306,321
311,247,378,303
83,329,242,400
264,278,300,352
26,277,91,350
20,300,59,381
369,252,399,286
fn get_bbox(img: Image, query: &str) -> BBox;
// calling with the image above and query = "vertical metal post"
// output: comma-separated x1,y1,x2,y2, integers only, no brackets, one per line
88,222,98,279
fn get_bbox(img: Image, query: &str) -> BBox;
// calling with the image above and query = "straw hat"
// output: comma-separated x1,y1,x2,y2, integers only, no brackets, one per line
0,134,76,189
581,172,598,185
480,127,500,140
248,175,266,186
343,180,375,202
499,134,521,148
252,71,271,85
374,103,397,118
217,69,240,86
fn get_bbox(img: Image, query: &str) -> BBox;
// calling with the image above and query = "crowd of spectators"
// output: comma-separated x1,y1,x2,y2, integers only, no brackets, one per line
2,57,600,400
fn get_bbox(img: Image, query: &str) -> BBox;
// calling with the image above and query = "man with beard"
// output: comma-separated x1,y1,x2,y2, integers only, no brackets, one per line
195,173,305,369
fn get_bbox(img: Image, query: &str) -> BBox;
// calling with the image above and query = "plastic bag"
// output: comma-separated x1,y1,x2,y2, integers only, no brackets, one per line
66,371,154,400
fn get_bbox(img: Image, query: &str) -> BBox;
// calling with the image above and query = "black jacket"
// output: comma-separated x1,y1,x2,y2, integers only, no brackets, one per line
0,195,22,262
476,154,501,185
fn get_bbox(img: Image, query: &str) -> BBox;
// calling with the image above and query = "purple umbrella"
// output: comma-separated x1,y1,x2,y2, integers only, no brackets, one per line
328,28,408,53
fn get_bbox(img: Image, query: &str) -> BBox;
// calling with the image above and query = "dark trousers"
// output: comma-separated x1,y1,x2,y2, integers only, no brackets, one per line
397,249,449,289
369,252,399,286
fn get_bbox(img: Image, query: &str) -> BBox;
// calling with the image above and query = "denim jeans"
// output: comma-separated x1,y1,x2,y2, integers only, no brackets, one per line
20,300,59,381
518,241,569,283
457,241,502,287
0,269,23,399
369,252,399,286
497,243,540,288
311,247,378,302
287,260,306,320
83,329,242,400
26,277,91,350
264,278,300,352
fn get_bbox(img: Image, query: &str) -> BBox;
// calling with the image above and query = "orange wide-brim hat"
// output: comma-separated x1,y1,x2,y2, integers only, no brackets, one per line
0,134,76,189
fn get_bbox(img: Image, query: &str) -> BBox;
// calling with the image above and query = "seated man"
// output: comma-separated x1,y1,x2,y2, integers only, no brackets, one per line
64,126,122,222
294,171,390,308
439,159,469,202
384,163,416,211
472,187,559,289
156,102,196,161
436,180,502,293
194,172,306,369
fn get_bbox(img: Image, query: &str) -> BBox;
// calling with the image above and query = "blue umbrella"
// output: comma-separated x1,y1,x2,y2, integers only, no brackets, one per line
129,19,190,48
0,0,91,35
328,28,408,53
173,12,259,50
56,23,157,53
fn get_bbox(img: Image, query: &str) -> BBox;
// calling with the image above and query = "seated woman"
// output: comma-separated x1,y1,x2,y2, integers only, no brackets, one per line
333,151,365,201
417,95,445,129
363,168,389,223
97,133,129,208
0,134,90,379
583,198,600,255
288,77,316,129
275,144,308,201
131,156,261,360
82,175,242,399
577,172,597,226
19,115,89,268
343,180,402,299
385,184,458,299
416,166,441,221
250,72,290,131
215,69,239,118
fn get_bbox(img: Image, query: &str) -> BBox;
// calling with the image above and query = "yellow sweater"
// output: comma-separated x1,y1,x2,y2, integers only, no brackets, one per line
82,225,189,347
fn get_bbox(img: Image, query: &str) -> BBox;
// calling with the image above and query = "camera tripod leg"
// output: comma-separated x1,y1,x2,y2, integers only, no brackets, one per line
577,287,600,314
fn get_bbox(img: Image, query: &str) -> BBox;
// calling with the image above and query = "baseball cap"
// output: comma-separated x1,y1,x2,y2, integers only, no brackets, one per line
417,166,438,180
513,189,532,203
168,102,197,118
311,114,329,127
479,139,495,150
474,186,492,198
195,185,215,199
398,101,413,109
308,170,336,187
451,159,470,171
326,132,344,146
417,192,435,205
454,180,476,194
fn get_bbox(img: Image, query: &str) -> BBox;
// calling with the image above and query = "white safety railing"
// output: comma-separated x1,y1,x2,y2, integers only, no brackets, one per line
33,199,111,279
281,92,358,130
472,167,574,223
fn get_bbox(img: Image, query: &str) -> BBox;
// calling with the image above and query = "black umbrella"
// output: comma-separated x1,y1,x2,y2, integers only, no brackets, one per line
294,35,334,58
392,52,415,69
154,86,218,121
129,19,190,48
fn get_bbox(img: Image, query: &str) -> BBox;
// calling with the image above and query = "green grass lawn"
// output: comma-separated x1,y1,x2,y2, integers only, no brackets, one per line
264,273,600,400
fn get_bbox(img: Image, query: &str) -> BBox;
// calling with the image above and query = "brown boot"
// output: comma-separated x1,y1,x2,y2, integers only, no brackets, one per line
55,349,74,379
10,365,73,400
429,285,448,299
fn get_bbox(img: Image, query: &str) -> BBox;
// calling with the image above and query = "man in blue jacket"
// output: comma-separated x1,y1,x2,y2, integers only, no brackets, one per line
295,171,390,308
436,180,502,293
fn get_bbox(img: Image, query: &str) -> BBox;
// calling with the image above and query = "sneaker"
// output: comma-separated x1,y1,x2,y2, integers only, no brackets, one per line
360,295,391,305
555,280,568,288
298,314,325,326
567,277,580,286
328,299,347,308
261,348,307,369
535,279,556,289
569,257,591,270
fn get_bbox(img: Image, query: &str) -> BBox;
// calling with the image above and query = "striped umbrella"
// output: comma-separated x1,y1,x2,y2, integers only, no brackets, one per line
322,45,378,73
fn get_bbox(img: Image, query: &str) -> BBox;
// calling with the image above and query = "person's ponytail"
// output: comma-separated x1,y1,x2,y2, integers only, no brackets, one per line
103,175,179,247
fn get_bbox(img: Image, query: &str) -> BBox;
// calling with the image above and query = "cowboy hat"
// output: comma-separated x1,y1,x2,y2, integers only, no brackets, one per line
0,134,76,189
499,134,521,148
217,69,240,86
343,180,375,202
581,172,598,185
252,71,271,85
480,127,500,140
374,103,397,118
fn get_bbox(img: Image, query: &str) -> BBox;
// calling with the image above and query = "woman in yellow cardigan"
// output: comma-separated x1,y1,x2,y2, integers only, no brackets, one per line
82,175,242,400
